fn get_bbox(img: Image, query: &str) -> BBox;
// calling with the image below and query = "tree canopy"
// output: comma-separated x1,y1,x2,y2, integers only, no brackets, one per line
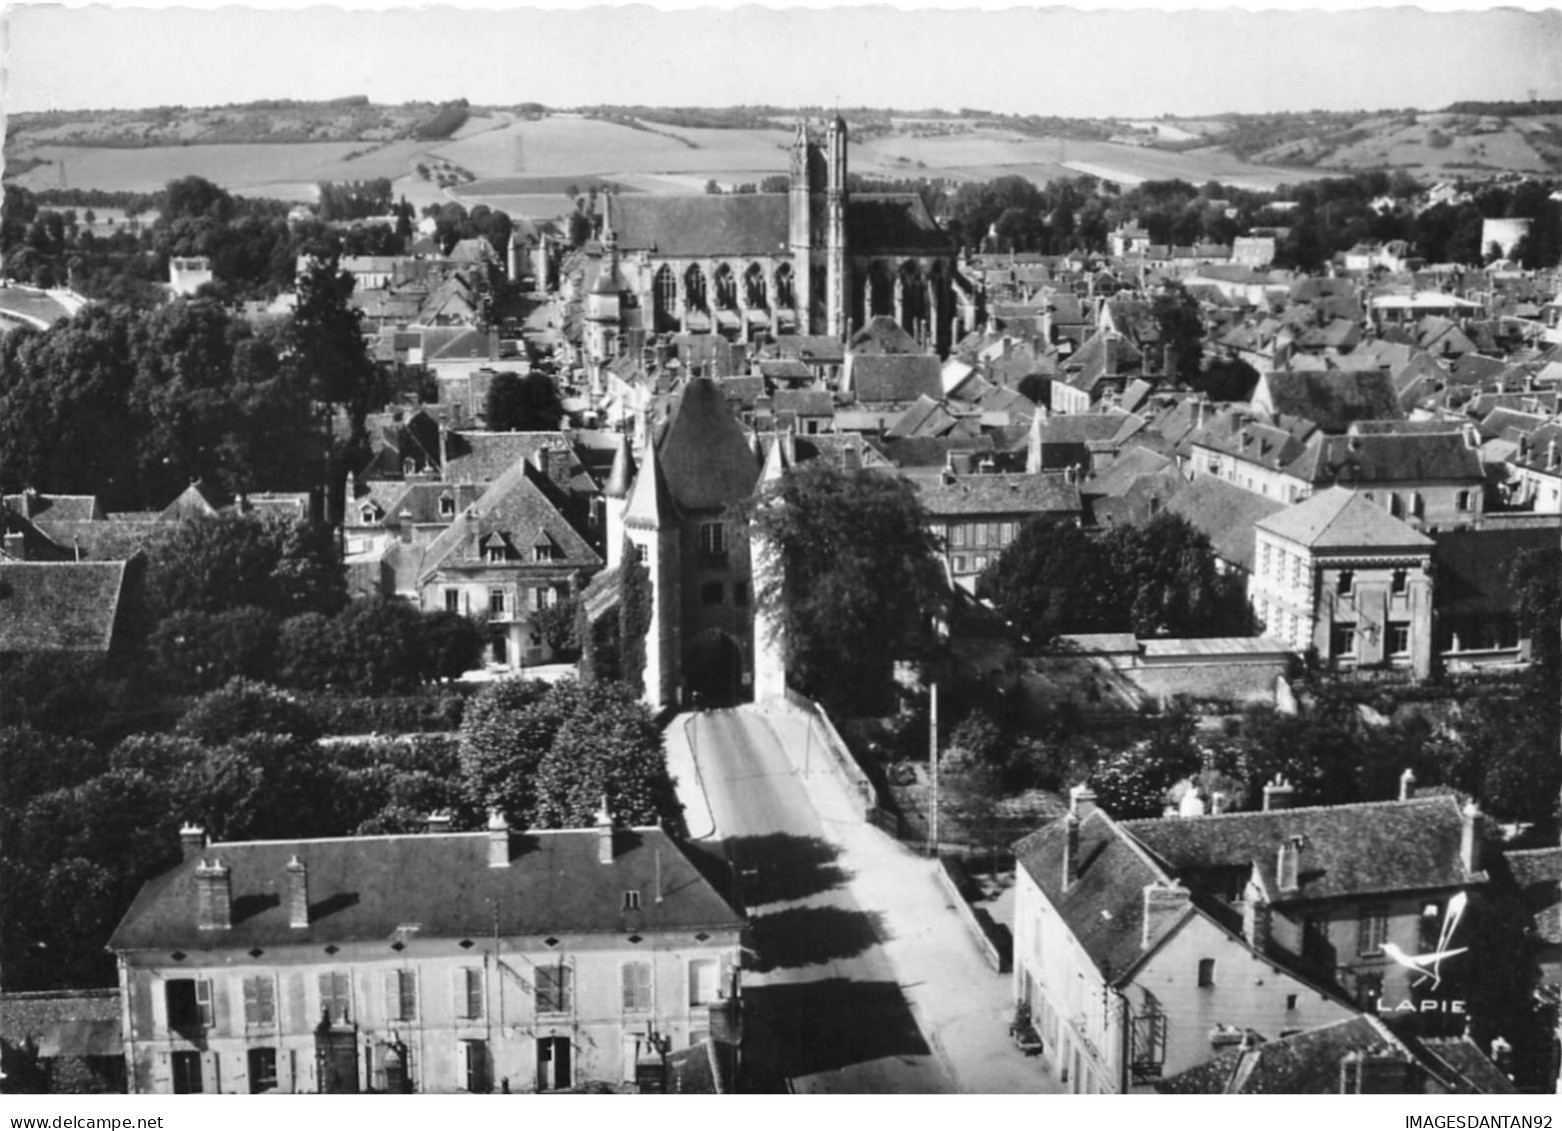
484,370,565,432
749,461,944,714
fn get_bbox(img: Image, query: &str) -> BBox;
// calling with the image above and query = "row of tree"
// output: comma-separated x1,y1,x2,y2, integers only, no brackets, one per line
0,674,678,990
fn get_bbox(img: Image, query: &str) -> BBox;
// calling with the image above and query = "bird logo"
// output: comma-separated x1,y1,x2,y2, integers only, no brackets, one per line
1380,892,1468,991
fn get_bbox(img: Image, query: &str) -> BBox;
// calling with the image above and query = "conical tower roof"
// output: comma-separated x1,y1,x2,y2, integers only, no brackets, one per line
605,433,636,499
624,427,677,531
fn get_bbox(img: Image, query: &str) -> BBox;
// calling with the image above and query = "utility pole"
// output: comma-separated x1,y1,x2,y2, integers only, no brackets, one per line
929,681,940,858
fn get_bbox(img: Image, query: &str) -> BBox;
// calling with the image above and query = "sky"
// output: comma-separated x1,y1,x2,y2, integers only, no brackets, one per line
5,2,1562,120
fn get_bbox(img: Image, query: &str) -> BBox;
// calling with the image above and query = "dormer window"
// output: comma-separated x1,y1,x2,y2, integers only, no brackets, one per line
623,890,641,912
486,546,506,564
438,495,455,518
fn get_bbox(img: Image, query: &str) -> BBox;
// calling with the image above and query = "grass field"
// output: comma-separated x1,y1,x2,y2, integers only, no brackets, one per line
5,109,1538,219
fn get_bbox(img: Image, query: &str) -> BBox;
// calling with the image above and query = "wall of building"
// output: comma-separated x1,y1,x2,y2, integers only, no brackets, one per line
119,930,740,1094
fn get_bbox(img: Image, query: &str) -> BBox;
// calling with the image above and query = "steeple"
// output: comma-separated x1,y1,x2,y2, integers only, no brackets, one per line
623,428,676,531
605,432,636,500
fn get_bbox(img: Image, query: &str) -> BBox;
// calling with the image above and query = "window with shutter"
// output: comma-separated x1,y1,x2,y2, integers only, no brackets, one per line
454,968,483,1020
689,959,719,1006
536,963,572,1015
319,971,351,1023
621,962,651,1012
1357,907,1390,956
385,970,417,1022
242,976,275,1026
195,979,215,1027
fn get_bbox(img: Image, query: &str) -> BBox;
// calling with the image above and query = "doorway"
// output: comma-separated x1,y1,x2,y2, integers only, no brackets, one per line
536,1037,571,1092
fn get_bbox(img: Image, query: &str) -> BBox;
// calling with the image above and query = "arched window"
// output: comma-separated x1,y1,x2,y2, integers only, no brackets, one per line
868,262,894,317
744,263,767,308
713,263,737,310
774,263,795,309
899,260,927,334
684,264,708,313
653,264,677,330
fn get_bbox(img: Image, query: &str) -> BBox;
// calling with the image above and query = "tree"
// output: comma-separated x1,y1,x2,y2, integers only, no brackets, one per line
484,371,565,432
1100,513,1246,638
457,678,568,823
1197,356,1261,402
147,607,282,690
291,253,384,464
749,462,945,715
175,677,321,746
1089,707,1202,818
143,512,345,622
532,680,680,830
1151,282,1205,387
977,516,1114,643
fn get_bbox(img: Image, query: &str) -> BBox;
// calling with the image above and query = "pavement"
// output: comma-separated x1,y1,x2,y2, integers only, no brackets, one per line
671,703,1063,1095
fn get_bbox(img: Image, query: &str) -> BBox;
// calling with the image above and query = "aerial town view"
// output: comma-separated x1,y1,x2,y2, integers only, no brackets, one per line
0,1,1559,1109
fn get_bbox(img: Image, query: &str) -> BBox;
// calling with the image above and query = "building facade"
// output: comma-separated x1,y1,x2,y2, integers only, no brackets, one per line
108,819,743,1094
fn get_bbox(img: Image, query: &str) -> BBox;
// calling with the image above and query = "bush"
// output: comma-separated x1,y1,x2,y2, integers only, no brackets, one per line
297,692,468,735
176,678,321,745
147,607,281,691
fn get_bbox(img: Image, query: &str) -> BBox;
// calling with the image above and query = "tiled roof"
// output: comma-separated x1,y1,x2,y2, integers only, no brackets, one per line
418,461,601,580
30,519,162,562
443,431,586,490
606,194,789,258
1504,846,1561,946
772,388,833,416
1080,445,1173,498
848,317,922,357
847,354,943,405
160,481,225,522
1157,1015,1514,1094
1013,810,1185,984
1,989,121,1052
1259,371,1403,433
1165,475,1285,572
916,471,1081,519
107,827,742,953
868,434,996,470
655,376,760,512
0,561,126,654
1121,795,1479,904
1255,487,1433,551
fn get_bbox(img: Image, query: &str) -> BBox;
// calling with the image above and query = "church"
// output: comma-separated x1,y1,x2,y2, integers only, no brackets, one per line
584,117,975,361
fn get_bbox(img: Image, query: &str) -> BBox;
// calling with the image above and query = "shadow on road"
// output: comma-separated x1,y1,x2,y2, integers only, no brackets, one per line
748,905,884,973
744,978,932,1079
721,832,849,908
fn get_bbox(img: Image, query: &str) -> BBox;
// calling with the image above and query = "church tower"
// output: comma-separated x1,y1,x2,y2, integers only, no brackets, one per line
788,120,817,336
825,114,849,339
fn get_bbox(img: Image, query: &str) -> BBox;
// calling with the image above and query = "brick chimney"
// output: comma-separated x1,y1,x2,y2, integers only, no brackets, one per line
1062,811,1081,889
1460,801,1482,875
487,810,510,869
179,823,208,861
1070,784,1097,821
194,858,232,931
1398,768,1416,802
1263,775,1297,811
596,797,615,865
1142,882,1190,948
1276,835,1304,894
286,855,309,929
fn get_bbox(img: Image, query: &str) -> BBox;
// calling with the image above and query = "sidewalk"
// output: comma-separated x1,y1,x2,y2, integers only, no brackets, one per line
745,702,1063,1094
664,712,717,840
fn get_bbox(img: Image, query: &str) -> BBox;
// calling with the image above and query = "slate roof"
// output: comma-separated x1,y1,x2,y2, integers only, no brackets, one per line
1013,809,1188,984
1062,329,1144,394
1121,795,1480,905
29,519,162,562
916,472,1081,519
847,194,953,255
606,194,790,258
1255,487,1433,551
846,354,943,405
1165,475,1285,572
771,388,834,416
1080,445,1173,497
0,561,127,654
107,827,743,953
418,461,601,580
655,376,760,512
1259,371,1403,432
443,431,590,492
1296,429,1484,488
1,493,103,522
868,434,996,470
1415,1037,1518,1095
848,317,922,357
773,335,845,365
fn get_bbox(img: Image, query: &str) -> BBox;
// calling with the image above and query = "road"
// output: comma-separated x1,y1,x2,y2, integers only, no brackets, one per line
682,708,955,1093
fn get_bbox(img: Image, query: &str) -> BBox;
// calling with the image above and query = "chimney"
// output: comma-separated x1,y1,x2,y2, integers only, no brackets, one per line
487,810,510,869
424,811,452,835
438,425,449,471
1062,811,1081,889
194,858,232,931
1262,775,1297,811
1142,882,1191,948
286,855,309,929
1276,835,1304,894
1398,768,1416,802
1242,867,1272,951
1340,1051,1414,1094
1064,464,1078,485
1070,784,1097,820
1549,439,1557,472
596,798,615,865
533,446,551,478
179,823,207,861
1211,792,1228,815
1460,801,1482,875
21,486,40,518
